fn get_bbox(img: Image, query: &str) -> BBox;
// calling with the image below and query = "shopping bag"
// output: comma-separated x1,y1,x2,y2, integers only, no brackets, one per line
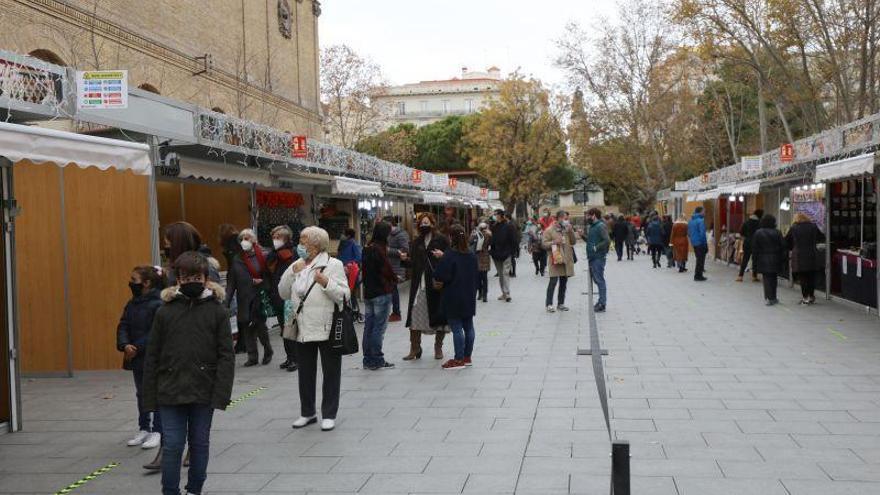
328,298,359,355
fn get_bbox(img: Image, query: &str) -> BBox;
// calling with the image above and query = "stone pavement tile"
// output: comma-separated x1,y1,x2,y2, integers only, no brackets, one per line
524,439,572,457
653,419,740,433
647,398,726,409
688,408,773,421
302,440,398,457
610,418,656,432
799,400,878,411
331,455,430,474
768,409,858,422
617,431,708,447
358,473,467,493
571,475,678,495
848,410,880,422
390,440,482,457
612,407,690,420
737,420,829,434
719,459,830,480
631,459,722,478
0,456,84,474
461,474,517,494
782,479,880,495
414,417,494,431
478,440,529,457
424,455,521,475
675,476,789,495
520,456,610,476
852,448,880,463
238,455,340,473
820,462,880,482
793,434,880,449
260,473,369,492
513,473,570,494
757,447,863,462
662,445,763,461
703,432,799,448
821,421,880,435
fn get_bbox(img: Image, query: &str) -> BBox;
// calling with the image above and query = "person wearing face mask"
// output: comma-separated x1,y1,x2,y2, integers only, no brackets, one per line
585,208,611,312
403,212,451,360
278,227,350,431
225,229,274,367
162,222,221,286
117,265,165,456
267,225,299,372
336,227,362,266
469,221,493,302
489,209,518,302
542,210,576,313
144,251,234,495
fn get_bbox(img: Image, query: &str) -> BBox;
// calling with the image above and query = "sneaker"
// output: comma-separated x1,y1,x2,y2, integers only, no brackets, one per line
546,305,556,313
594,303,606,313
141,432,161,450
694,276,707,282
292,416,317,429
261,350,274,365
463,357,473,366
497,294,506,300
388,313,402,322
505,295,512,302
286,361,298,372
243,359,258,367
442,359,466,370
321,419,336,431
378,362,395,370
557,305,570,312
127,430,150,447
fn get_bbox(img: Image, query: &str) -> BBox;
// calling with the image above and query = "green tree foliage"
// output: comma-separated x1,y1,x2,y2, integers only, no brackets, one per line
353,124,417,165
411,116,473,171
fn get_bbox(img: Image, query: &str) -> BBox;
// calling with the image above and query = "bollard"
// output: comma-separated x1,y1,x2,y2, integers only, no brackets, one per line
611,441,630,495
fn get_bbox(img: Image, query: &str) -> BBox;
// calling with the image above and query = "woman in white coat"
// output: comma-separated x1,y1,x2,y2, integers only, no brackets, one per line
279,226,350,431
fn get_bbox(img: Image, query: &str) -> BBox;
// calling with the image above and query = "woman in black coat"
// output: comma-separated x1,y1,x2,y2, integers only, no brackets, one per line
752,214,787,305
403,212,450,361
785,213,825,305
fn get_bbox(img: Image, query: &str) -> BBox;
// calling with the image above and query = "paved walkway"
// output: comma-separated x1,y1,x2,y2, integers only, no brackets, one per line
0,253,878,494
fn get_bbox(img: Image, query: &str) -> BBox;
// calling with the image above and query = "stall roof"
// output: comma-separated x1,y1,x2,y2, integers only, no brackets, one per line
331,176,384,197
731,180,762,195
0,121,151,175
178,156,272,186
688,189,720,202
421,191,450,205
815,153,876,182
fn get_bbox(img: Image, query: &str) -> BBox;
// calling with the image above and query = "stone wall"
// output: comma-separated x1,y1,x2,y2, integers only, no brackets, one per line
0,0,322,136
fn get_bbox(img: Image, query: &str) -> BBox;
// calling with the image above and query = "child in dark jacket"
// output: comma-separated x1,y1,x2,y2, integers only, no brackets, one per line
144,252,235,495
117,265,165,450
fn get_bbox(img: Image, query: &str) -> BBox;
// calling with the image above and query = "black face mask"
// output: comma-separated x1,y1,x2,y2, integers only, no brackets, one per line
419,225,432,235
179,282,205,299
129,282,144,298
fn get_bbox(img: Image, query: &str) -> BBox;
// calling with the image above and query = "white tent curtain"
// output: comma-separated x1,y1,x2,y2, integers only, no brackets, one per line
331,176,384,197
0,121,151,175
717,182,737,195
487,200,505,211
421,191,449,205
815,153,876,182
179,157,272,186
731,181,762,195
688,189,720,202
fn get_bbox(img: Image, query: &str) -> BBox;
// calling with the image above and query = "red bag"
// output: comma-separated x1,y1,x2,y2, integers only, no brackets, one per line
344,261,360,291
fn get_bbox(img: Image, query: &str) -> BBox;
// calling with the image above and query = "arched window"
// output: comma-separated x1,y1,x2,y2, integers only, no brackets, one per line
28,49,66,66
138,83,160,94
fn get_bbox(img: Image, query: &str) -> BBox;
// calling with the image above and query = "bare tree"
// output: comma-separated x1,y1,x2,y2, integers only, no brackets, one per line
320,44,386,148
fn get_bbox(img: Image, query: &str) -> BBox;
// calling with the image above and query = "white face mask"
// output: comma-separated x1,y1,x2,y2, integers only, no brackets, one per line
240,239,253,252
272,239,284,250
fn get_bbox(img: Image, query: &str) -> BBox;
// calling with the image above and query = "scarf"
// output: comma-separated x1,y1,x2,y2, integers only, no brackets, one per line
475,230,486,251
293,252,327,298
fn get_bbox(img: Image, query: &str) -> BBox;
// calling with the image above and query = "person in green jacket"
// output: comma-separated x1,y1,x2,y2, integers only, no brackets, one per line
585,208,611,312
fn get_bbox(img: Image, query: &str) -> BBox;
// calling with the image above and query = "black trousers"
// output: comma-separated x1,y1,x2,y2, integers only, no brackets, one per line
295,340,341,419
649,245,663,266
477,270,489,299
738,246,754,277
510,256,517,276
625,241,635,259
546,276,568,306
762,272,778,301
694,245,708,279
796,271,817,299
532,250,547,274
614,241,624,261
240,319,272,360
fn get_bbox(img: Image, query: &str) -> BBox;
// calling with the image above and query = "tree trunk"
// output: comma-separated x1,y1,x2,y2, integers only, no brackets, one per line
757,74,768,154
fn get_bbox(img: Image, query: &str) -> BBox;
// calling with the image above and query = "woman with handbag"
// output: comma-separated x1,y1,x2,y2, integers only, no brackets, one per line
224,229,274,367
402,212,450,360
542,210,576,313
278,226,350,432
434,225,479,369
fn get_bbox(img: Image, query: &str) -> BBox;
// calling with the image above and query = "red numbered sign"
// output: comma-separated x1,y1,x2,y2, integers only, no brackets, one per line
780,143,794,163
412,169,423,184
291,135,308,158
449,177,458,189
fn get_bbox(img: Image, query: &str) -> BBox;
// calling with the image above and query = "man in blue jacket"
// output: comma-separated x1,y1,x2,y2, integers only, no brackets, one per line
688,207,708,281
586,208,611,312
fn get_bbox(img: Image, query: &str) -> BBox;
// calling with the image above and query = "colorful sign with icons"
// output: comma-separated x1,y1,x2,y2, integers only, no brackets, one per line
76,70,128,109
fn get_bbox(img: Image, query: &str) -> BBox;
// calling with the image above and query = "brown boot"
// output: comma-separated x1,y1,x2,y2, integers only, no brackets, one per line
403,330,422,360
434,332,445,360
143,449,162,471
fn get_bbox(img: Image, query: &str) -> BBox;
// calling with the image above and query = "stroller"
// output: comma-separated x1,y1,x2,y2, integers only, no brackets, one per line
344,261,365,323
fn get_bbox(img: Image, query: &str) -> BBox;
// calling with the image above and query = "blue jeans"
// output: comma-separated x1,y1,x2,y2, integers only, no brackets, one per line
159,404,214,495
448,317,475,361
363,294,392,367
589,257,607,306
132,365,161,433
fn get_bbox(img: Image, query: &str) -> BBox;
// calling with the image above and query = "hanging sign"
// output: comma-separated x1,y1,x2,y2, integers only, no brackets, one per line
290,135,308,158
76,70,128,109
741,155,763,173
780,143,794,163
412,169,423,184
448,177,458,189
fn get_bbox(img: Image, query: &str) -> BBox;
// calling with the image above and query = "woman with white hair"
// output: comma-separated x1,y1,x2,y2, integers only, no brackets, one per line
279,226,350,431
224,228,274,367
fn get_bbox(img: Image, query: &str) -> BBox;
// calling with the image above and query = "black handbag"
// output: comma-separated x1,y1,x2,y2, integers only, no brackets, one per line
328,297,359,355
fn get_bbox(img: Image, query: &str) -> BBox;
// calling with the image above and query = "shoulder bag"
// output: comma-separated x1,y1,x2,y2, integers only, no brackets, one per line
329,297,359,355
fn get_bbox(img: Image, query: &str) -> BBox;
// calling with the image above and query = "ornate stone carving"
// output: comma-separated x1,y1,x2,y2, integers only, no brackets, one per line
277,0,292,39
312,0,321,17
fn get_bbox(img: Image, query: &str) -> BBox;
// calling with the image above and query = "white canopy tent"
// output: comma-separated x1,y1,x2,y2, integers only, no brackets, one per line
688,189,721,202
331,176,384,197
0,121,151,174
731,180,762,195
815,153,876,182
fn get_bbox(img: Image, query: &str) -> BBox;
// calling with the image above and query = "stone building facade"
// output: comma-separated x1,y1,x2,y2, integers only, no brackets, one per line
0,0,323,136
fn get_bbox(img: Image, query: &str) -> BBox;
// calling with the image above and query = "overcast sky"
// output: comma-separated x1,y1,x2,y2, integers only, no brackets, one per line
319,0,619,87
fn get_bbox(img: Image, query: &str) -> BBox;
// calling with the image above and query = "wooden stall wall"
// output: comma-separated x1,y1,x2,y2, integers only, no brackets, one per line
181,183,251,271
13,161,69,374
156,181,183,230
64,167,152,370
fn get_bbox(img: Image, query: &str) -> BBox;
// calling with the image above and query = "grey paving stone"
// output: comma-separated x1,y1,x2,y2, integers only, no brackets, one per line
782,479,880,495
359,473,467,493
675,476,790,494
